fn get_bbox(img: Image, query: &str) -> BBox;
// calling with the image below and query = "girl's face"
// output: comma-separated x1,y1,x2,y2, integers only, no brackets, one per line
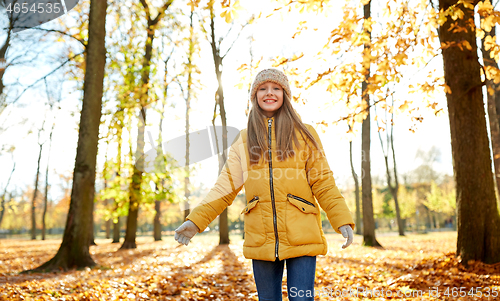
256,82,284,118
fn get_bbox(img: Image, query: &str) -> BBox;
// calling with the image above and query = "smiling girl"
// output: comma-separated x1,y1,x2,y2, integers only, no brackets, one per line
174,68,355,301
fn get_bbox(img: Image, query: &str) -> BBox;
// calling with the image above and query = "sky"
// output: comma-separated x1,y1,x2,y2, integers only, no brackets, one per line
0,0,456,205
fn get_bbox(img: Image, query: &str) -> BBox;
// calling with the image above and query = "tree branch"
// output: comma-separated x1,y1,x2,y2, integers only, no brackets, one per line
221,22,251,60
139,0,151,19
11,51,85,104
152,0,175,25
28,28,87,48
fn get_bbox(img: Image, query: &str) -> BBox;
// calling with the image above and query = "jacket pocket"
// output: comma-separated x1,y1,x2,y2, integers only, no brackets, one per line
286,193,323,245
241,196,266,247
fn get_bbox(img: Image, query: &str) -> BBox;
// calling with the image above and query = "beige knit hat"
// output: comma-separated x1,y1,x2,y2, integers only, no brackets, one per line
250,68,292,101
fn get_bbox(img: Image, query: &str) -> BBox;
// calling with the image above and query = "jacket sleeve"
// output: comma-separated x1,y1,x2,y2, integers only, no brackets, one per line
304,125,355,234
186,131,245,233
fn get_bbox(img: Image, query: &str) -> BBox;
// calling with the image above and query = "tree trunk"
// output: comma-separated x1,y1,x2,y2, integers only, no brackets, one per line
112,112,123,244
184,11,194,221
27,0,107,272
105,199,111,239
377,106,405,236
105,217,111,239
480,21,500,198
153,200,161,241
90,220,96,245
382,157,404,235
121,0,173,250
120,47,150,250
153,149,163,242
215,98,230,246
432,212,436,229
112,215,121,243
216,98,230,245
438,0,500,264
122,147,142,249
392,188,404,235
0,193,5,229
388,108,404,236
361,105,380,246
0,161,15,228
349,130,362,235
390,129,404,236
121,37,151,250
208,4,230,245
152,44,173,242
386,184,404,235
32,141,43,240
103,143,111,240
42,122,55,240
152,138,163,242
0,19,12,98
424,205,433,230
361,0,381,247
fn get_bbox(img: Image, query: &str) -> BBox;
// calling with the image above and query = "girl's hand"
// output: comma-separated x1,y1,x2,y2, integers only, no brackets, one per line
174,220,200,246
339,225,353,249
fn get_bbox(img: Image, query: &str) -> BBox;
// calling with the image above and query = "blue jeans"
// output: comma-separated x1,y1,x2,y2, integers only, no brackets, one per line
252,256,316,301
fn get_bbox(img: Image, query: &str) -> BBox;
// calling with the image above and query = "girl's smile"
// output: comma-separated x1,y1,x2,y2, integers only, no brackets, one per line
257,82,284,117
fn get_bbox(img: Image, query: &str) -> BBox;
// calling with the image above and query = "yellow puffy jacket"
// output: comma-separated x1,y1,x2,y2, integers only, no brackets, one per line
186,115,355,261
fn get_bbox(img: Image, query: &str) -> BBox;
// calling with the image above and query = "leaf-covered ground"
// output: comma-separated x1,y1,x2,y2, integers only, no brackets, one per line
0,231,499,300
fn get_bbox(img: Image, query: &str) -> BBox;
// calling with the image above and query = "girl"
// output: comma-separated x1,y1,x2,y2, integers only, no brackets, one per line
174,68,355,301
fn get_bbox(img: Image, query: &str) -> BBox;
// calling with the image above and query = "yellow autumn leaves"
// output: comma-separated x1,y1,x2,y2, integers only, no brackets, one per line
225,0,500,130
219,0,243,23
476,0,500,83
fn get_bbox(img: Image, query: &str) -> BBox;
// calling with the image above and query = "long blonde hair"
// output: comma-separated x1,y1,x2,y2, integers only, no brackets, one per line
246,92,321,166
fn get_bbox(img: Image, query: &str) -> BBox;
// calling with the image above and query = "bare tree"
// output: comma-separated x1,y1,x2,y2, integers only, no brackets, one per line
41,119,55,241
375,96,404,236
31,119,46,240
152,39,174,242
0,9,12,101
0,153,15,227
41,78,60,241
203,2,251,245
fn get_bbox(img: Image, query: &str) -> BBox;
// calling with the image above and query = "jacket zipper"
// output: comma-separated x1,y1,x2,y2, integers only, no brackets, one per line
287,194,316,207
268,118,279,259
249,196,259,203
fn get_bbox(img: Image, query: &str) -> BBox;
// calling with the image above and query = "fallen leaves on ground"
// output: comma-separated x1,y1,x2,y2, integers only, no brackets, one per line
0,231,498,300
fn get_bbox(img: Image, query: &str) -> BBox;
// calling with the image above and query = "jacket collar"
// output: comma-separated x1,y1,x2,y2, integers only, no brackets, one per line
264,110,301,123
265,115,275,128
